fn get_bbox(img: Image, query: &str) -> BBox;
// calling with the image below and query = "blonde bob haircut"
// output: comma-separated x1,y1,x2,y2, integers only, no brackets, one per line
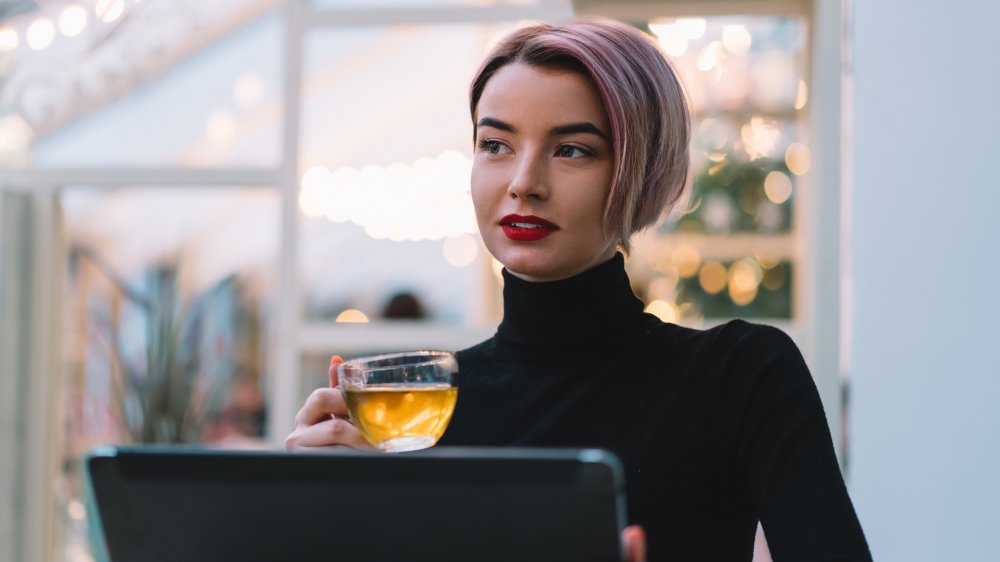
470,18,691,252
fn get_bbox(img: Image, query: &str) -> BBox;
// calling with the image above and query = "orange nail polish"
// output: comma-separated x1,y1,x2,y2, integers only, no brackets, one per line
330,355,344,365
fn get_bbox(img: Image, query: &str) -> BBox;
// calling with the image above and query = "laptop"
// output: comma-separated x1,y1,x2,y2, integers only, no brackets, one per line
86,446,627,562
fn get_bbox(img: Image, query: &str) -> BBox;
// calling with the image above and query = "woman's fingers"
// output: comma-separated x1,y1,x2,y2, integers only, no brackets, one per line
285,355,374,451
294,387,348,427
328,355,343,388
621,525,646,562
285,417,373,450
286,386,373,450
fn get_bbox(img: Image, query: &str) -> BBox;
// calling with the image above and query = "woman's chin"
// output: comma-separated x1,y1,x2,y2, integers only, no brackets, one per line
503,255,584,283
493,243,616,283
496,252,563,283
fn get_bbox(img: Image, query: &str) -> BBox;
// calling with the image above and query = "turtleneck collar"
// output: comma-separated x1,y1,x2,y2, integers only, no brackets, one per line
496,253,648,360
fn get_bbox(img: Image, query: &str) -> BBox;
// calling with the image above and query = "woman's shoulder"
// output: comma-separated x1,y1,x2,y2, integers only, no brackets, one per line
708,319,798,352
455,336,498,364
647,319,809,390
651,318,799,357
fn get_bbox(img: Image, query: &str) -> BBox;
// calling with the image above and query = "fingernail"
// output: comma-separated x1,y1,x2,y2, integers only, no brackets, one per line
330,355,344,365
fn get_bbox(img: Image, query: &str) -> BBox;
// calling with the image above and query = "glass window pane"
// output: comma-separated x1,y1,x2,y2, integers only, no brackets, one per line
59,185,278,559
625,15,808,323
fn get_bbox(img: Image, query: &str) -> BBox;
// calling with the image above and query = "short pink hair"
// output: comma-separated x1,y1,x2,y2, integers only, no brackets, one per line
470,18,691,252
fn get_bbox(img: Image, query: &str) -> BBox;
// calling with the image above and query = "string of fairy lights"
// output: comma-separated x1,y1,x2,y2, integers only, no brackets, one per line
0,0,133,53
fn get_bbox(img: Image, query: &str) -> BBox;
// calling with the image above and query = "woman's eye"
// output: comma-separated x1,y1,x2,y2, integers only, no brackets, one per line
478,139,508,155
556,145,589,158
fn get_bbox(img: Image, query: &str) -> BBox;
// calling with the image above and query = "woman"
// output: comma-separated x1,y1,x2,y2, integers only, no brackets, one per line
286,19,871,562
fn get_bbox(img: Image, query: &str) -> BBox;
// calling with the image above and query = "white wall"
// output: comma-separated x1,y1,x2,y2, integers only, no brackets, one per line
848,1,1000,560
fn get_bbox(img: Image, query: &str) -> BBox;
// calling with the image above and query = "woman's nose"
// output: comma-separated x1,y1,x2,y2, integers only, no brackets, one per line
507,152,548,200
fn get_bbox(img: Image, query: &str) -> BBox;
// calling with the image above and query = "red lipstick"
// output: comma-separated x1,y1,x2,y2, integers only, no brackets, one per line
500,214,558,241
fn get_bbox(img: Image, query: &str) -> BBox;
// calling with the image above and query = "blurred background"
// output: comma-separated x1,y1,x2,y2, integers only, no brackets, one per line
0,0,996,561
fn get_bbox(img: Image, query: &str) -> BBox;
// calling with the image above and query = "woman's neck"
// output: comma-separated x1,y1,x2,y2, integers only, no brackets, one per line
496,253,648,360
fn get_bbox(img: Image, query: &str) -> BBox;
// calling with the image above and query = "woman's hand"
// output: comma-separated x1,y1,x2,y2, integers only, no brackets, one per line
622,525,647,562
284,356,375,451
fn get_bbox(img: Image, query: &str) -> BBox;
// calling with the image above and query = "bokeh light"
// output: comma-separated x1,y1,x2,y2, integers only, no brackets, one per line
697,41,722,72
443,234,478,268
795,79,809,110
59,5,89,37
741,116,782,159
764,171,794,204
0,27,18,52
676,18,707,40
298,166,333,218
645,299,680,323
729,283,758,306
722,25,752,55
649,20,689,57
26,18,55,50
698,260,728,294
785,143,811,175
95,0,125,24
672,243,702,278
299,150,476,242
335,309,369,323
730,258,763,292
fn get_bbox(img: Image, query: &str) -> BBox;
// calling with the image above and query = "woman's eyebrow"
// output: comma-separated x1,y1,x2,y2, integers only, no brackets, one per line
550,122,608,140
477,117,515,132
476,117,608,141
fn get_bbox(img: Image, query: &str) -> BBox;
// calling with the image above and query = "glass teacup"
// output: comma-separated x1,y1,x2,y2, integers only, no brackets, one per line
337,351,458,453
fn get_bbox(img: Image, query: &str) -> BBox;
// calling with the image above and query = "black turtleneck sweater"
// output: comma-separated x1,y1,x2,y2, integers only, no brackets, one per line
439,254,871,561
